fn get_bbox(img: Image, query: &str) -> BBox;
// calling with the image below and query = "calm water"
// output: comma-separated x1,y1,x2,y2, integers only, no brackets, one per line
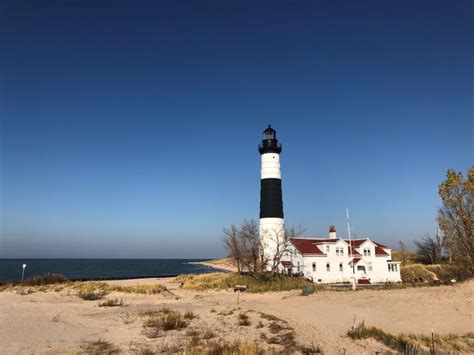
0,259,218,283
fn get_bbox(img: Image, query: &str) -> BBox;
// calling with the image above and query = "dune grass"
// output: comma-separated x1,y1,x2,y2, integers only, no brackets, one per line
176,272,313,293
98,298,124,307
348,322,474,353
143,308,187,338
184,340,266,355
400,263,469,284
80,339,120,354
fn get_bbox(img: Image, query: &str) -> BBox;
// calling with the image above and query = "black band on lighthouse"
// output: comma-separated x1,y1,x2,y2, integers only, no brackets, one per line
260,178,284,218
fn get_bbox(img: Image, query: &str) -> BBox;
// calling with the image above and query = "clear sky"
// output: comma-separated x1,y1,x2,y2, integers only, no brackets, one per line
1,1,472,258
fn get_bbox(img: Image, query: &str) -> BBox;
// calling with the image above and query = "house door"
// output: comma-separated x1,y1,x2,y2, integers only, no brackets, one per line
356,265,367,278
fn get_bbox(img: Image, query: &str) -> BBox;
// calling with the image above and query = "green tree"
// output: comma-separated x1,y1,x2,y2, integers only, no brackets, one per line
437,167,473,273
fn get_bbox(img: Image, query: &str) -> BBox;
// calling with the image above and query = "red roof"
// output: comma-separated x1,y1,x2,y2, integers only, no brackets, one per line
373,241,388,248
289,238,325,255
375,245,389,256
348,257,362,265
344,239,369,248
313,238,341,244
280,260,293,268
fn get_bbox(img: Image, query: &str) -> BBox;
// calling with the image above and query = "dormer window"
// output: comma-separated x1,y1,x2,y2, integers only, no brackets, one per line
336,247,344,256
326,246,330,253
363,248,371,257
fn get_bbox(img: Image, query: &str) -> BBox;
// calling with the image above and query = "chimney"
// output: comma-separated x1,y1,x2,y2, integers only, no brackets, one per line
329,225,337,238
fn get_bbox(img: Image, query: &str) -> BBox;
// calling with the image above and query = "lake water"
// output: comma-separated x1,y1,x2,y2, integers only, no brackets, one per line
0,259,219,283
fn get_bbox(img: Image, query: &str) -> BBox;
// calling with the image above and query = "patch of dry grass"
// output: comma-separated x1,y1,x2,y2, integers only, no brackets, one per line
184,340,266,355
400,263,471,284
78,290,106,300
238,312,251,326
176,272,313,293
79,339,120,354
99,298,124,307
143,308,187,338
348,322,474,353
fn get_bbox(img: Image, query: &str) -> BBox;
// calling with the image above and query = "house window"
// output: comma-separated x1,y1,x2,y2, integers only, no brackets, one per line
336,248,339,256
388,264,391,272
326,262,330,272
297,262,301,272
368,262,373,272
339,263,343,272
312,262,316,272
326,246,330,253
336,247,344,256
363,249,371,257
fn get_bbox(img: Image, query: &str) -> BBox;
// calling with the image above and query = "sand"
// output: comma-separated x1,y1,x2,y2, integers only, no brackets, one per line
0,278,472,354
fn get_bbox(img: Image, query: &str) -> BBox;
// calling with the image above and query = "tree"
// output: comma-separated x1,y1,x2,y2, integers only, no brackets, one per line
222,224,242,273
239,219,263,274
398,240,407,264
437,167,473,273
414,234,445,264
222,220,305,275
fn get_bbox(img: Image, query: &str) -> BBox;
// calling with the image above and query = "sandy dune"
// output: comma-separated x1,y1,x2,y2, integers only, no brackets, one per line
0,278,472,354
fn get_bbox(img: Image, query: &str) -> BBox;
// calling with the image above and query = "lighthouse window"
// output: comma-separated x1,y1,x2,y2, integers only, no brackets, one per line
312,262,316,272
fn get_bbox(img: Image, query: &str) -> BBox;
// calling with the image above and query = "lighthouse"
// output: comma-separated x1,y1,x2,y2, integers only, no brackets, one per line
258,125,285,267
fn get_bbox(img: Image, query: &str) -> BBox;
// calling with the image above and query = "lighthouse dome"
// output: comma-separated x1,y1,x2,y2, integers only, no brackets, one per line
259,124,282,154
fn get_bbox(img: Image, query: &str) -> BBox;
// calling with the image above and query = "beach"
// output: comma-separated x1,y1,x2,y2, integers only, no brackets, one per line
0,275,472,354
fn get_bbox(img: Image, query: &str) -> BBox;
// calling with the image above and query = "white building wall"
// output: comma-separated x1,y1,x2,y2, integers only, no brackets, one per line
280,239,402,284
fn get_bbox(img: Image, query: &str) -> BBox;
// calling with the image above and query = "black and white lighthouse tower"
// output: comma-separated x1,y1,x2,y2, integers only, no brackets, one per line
258,125,284,263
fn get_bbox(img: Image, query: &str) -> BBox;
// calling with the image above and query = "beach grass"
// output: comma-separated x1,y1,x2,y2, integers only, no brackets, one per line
143,308,187,338
98,298,124,307
347,321,474,353
80,339,120,354
400,263,468,283
176,272,313,293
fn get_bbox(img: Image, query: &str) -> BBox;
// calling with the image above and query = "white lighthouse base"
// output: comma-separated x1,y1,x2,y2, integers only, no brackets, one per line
259,218,285,270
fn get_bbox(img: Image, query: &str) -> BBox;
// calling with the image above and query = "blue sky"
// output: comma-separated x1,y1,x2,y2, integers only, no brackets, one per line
1,1,472,258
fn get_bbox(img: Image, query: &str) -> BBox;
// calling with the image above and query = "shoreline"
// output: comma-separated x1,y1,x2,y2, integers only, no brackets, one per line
188,260,236,272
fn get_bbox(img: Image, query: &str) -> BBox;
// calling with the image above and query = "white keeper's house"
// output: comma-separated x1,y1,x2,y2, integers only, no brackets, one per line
279,226,401,284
